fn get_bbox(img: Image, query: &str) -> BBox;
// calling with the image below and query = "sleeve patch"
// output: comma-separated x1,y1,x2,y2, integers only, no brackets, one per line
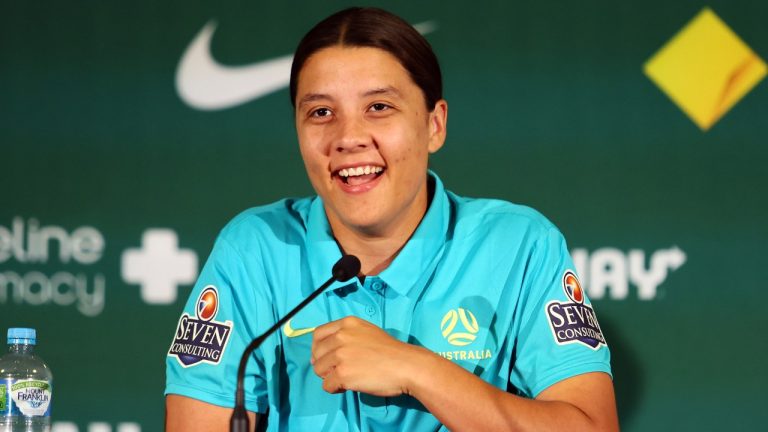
168,286,234,367
545,271,606,350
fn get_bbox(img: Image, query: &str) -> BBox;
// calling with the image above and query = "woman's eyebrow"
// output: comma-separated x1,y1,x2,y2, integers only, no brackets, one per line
298,93,333,107
298,86,402,107
362,86,402,99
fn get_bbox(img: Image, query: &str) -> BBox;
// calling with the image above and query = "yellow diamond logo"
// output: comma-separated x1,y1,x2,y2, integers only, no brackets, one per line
644,7,767,131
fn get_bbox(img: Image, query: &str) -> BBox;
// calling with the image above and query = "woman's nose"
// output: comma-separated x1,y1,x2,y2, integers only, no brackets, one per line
334,116,373,153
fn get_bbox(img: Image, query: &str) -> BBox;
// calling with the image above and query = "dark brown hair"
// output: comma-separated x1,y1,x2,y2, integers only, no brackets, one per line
289,7,442,111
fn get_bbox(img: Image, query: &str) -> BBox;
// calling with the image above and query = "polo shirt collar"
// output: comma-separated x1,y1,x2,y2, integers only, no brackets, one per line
377,172,449,297
305,171,450,297
305,197,347,295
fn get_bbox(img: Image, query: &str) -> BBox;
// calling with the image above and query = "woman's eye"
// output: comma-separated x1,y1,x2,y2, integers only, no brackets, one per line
311,108,332,118
369,103,390,112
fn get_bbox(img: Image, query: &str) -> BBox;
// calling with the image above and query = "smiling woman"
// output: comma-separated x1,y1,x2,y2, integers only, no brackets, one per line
165,7,618,432
295,46,447,265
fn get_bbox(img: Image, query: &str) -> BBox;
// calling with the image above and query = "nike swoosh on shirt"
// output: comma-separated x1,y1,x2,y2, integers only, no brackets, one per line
176,20,438,111
282,319,316,338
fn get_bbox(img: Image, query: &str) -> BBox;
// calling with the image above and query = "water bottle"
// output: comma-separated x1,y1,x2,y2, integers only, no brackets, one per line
0,328,53,432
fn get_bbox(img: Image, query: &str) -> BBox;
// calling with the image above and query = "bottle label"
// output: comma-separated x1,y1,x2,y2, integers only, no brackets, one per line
0,384,6,412
0,379,52,417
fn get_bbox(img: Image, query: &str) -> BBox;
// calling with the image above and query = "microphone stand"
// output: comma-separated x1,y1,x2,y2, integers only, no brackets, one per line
230,255,360,432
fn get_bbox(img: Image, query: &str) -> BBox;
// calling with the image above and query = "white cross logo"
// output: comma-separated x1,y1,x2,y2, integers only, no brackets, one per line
121,229,198,304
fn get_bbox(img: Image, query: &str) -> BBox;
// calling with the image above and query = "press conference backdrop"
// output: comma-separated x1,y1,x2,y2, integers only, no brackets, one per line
2,0,766,430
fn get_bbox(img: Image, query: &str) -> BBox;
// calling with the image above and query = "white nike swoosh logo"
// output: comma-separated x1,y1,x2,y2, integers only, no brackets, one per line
282,319,316,338
176,20,438,111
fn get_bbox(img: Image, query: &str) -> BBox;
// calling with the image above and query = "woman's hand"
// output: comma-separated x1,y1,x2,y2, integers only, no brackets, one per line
311,316,425,396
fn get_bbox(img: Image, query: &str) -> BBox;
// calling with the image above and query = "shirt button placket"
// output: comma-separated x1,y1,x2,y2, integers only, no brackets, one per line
365,305,376,316
363,279,385,327
360,278,388,415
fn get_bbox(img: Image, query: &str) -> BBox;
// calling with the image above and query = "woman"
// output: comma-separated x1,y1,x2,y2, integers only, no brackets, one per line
166,7,618,431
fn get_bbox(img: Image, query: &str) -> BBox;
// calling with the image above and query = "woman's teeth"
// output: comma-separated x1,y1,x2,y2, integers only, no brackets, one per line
338,166,384,178
337,165,384,185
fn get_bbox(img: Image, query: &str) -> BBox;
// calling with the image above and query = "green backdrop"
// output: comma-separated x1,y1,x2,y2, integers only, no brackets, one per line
2,1,767,431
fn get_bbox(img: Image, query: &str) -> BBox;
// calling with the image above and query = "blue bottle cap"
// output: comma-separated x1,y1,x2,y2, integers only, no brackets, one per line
7,328,36,345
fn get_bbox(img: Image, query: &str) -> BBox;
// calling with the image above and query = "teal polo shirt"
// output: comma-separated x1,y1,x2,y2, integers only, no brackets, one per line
165,173,611,431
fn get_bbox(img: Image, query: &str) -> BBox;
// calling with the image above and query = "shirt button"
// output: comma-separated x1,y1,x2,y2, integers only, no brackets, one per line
365,305,376,316
372,282,383,291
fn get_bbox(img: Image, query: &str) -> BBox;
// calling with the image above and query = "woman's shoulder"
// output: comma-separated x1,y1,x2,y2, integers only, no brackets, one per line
448,192,560,237
217,197,315,247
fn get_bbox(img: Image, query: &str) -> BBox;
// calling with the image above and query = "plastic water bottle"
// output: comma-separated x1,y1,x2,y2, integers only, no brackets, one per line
0,328,53,432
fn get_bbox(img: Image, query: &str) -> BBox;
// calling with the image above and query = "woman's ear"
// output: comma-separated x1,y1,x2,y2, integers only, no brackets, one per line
427,99,448,154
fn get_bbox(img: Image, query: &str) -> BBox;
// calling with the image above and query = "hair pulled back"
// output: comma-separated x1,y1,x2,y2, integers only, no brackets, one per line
289,7,442,111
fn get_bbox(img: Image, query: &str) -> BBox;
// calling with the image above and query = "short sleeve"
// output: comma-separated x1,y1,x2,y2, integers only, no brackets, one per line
165,235,275,413
510,227,611,398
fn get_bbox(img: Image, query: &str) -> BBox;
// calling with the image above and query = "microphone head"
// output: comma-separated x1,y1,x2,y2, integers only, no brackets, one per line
332,255,361,282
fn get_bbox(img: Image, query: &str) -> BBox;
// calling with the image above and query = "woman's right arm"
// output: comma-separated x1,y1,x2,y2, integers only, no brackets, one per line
165,394,259,431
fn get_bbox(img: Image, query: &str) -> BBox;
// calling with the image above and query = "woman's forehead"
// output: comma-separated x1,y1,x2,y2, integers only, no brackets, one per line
296,46,415,97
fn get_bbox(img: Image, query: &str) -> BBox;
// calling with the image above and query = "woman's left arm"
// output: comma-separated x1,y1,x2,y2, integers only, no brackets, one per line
311,316,619,432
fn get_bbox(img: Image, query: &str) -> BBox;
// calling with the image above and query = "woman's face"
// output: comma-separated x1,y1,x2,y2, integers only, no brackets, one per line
295,46,447,237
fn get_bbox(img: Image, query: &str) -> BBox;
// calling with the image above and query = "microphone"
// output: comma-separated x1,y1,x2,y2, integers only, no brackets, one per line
230,255,361,432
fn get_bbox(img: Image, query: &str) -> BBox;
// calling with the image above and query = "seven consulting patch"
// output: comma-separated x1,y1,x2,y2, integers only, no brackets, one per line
546,271,606,350
168,286,233,367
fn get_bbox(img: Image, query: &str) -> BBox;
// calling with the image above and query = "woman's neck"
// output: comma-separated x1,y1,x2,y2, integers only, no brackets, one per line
334,232,411,276
328,177,435,275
